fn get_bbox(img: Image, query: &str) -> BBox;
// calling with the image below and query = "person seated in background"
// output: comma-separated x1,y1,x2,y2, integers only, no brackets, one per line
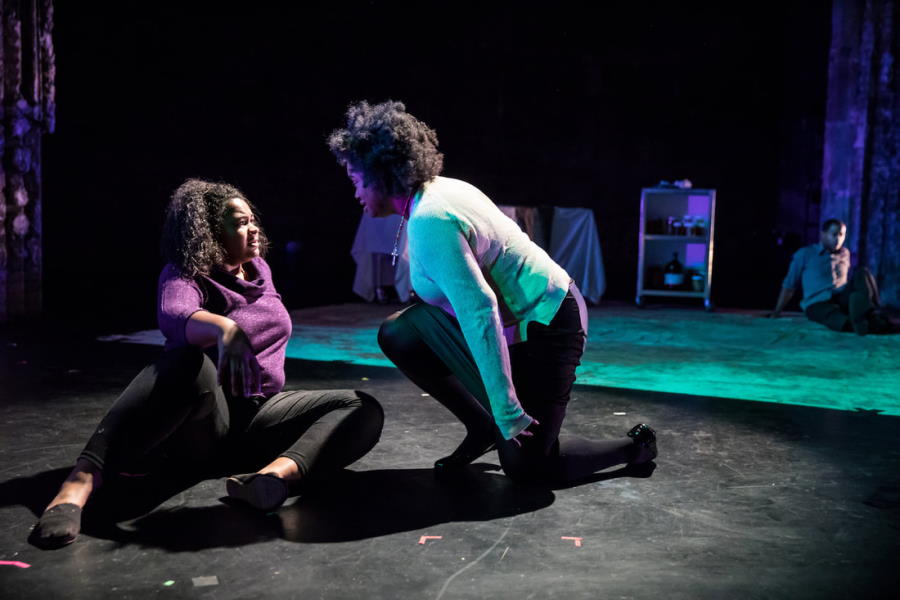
31,179,384,549
769,218,890,335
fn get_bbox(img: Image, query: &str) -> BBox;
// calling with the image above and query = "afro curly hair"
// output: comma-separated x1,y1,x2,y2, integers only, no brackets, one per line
161,178,269,277
328,100,444,197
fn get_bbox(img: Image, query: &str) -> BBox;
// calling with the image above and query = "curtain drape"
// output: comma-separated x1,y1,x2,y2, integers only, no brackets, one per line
821,0,899,308
1,0,55,323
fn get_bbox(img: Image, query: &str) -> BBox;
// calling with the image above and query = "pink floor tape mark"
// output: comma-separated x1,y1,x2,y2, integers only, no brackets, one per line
561,536,583,547
418,535,443,545
0,561,31,569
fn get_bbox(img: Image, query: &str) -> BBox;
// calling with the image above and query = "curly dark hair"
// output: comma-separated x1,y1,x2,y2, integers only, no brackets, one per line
327,100,444,197
161,178,269,277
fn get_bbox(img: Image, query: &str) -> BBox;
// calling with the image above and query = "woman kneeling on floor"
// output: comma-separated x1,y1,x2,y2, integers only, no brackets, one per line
31,179,384,549
329,100,655,485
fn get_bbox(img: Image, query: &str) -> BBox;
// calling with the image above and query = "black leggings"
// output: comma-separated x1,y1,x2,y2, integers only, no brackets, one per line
378,291,635,484
805,267,881,332
79,346,384,483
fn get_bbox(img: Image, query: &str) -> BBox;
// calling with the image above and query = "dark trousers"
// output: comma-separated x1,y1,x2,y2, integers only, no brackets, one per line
378,293,634,484
80,346,384,483
805,267,881,332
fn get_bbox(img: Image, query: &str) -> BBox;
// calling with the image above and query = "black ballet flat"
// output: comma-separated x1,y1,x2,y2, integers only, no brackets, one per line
30,503,82,549
225,473,289,511
627,423,658,464
434,441,497,474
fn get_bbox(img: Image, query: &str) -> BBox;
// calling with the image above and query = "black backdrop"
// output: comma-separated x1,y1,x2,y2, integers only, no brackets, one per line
43,2,831,331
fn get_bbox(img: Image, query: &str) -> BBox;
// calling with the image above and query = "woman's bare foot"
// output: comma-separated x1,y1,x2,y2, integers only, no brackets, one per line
45,459,103,511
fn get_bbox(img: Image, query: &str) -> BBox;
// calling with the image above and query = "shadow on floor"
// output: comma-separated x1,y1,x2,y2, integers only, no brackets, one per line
0,468,76,516
4,459,657,552
0,466,208,544
108,465,557,550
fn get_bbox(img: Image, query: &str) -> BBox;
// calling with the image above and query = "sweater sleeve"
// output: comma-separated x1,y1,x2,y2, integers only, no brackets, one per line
413,213,533,440
157,265,205,347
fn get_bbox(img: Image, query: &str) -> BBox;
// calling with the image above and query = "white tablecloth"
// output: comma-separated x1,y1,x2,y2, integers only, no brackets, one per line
351,206,605,304
549,207,606,304
350,213,411,302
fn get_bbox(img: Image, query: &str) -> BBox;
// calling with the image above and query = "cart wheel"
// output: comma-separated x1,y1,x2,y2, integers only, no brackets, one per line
636,295,645,308
704,299,715,312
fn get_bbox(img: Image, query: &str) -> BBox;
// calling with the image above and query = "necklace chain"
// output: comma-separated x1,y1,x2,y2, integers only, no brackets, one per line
390,190,415,266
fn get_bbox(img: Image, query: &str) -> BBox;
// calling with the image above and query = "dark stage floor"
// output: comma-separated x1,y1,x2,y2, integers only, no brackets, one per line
2,315,899,599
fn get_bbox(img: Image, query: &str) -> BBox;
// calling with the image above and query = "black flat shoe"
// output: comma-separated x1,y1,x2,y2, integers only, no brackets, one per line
225,473,289,511
434,439,497,473
627,423,657,464
30,503,82,549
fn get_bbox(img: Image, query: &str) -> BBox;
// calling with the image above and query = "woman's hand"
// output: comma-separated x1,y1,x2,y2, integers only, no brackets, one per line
217,323,262,397
510,418,540,448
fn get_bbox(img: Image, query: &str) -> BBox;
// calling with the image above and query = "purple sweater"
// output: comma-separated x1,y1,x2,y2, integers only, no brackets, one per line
157,257,292,396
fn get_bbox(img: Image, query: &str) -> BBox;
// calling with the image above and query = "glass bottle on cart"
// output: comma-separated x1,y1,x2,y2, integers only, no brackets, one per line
663,252,684,289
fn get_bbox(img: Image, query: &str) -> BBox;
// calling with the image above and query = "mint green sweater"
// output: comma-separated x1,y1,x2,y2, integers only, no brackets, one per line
407,177,571,439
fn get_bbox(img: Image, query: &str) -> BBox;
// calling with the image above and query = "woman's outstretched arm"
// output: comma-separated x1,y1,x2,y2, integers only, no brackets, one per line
411,215,532,440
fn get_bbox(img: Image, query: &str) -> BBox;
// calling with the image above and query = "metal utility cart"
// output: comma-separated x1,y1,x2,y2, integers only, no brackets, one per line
636,187,716,310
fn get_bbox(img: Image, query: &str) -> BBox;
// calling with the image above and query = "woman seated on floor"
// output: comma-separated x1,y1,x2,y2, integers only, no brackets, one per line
328,100,656,485
32,179,384,549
